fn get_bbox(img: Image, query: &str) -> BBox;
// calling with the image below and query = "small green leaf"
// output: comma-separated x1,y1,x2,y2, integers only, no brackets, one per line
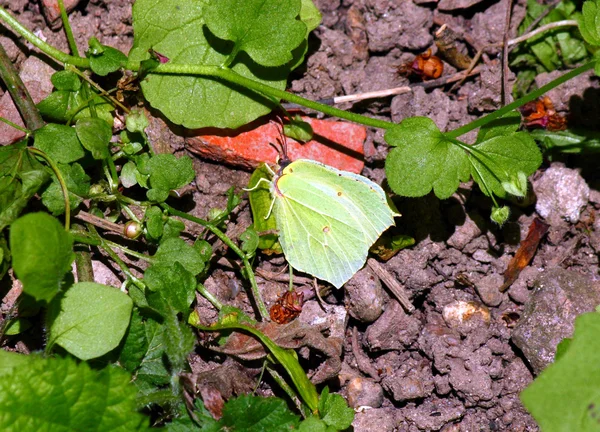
34,123,85,164
119,308,149,373
126,109,150,134
220,395,300,431
0,143,50,231
153,237,205,276
384,117,470,199
476,111,521,143
521,312,600,432
531,128,600,154
10,212,74,303
491,205,511,225
298,416,328,432
248,165,281,252
318,388,355,430
136,318,171,386
144,262,196,314
51,70,81,92
41,162,90,215
0,353,150,431
144,206,164,241
469,132,542,199
580,0,600,47
120,160,140,188
75,117,113,160
240,227,259,255
204,0,306,67
47,282,133,360
284,115,314,142
300,0,322,34
146,154,194,202
194,239,213,262
87,37,128,76
4,318,32,336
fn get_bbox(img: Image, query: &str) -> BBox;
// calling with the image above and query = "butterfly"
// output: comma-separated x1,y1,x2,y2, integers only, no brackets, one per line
263,157,398,288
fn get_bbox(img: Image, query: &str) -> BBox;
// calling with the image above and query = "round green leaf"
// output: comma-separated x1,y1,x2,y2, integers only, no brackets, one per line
75,118,112,160
47,282,133,360
34,123,85,164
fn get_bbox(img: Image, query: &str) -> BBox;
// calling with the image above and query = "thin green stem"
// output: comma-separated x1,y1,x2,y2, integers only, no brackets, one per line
196,283,223,310
0,116,29,135
151,63,396,130
58,0,79,56
28,148,70,230
0,6,89,68
161,203,270,321
105,157,119,191
446,61,595,139
104,238,153,262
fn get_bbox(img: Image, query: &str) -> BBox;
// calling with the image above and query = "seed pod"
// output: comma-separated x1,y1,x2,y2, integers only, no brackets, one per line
124,221,143,239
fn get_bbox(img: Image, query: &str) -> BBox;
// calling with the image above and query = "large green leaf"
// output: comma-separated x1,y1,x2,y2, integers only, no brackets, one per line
10,212,74,303
47,282,133,360
0,352,150,431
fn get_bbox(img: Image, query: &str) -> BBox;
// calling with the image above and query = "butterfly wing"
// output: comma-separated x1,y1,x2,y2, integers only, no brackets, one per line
272,160,396,288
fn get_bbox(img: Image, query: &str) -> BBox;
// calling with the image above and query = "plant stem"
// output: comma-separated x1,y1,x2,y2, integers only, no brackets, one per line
445,60,595,139
58,0,79,56
72,223,95,282
151,63,396,130
196,283,223,310
0,116,30,134
104,238,153,262
161,203,270,321
0,6,89,68
0,42,44,131
28,148,71,230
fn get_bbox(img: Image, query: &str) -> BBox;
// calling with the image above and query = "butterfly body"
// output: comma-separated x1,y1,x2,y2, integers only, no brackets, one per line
270,159,397,288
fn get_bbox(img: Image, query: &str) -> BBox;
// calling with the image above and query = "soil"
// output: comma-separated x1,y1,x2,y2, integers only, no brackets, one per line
2,0,600,431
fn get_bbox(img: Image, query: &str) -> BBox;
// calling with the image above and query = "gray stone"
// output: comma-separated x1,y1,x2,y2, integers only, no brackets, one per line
512,268,600,374
345,266,387,323
347,377,384,408
534,164,590,224
365,301,421,351
474,273,505,307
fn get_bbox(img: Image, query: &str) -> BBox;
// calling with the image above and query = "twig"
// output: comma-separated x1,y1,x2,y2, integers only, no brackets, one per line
255,267,314,285
0,43,44,131
366,258,414,313
507,20,578,48
351,326,380,381
75,210,125,236
502,0,514,106
519,0,564,41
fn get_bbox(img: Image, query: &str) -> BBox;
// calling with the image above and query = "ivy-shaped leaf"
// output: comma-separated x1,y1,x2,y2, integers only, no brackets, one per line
34,123,85,164
384,117,470,199
129,0,315,129
146,154,195,202
204,0,306,67
75,118,113,160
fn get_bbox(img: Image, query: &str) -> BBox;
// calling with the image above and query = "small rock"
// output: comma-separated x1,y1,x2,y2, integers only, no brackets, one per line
446,212,484,251
353,408,398,432
442,300,491,334
347,377,384,408
186,117,366,173
345,266,387,323
512,268,600,374
382,355,434,402
403,396,465,431
439,0,485,11
365,301,421,351
534,164,590,224
474,273,504,307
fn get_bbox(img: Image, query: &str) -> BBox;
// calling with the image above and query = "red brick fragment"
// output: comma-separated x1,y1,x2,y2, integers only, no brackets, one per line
186,116,367,174
41,0,81,26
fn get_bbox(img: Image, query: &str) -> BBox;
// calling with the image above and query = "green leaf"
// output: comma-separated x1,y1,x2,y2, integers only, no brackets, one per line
126,109,150,134
38,89,114,125
51,70,81,92
87,37,128,76
144,262,196,314
194,239,213,262
284,115,314,142
385,117,470,199
531,128,600,154
136,318,171,386
204,0,306,67
240,227,259,255
318,388,354,430
46,282,133,360
521,312,600,432
10,212,74,303
4,318,32,336
75,117,113,160
0,353,150,431
34,123,85,164
144,206,164,241
120,160,140,188
298,416,328,432
476,111,521,143
300,0,322,34
41,162,90,215
153,237,205,276
189,313,320,413
146,154,195,202
469,132,542,199
129,0,288,129
219,395,300,431
119,308,149,373
580,0,600,47
248,165,282,253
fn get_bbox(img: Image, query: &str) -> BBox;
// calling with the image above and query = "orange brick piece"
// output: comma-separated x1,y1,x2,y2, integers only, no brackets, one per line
186,116,367,174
